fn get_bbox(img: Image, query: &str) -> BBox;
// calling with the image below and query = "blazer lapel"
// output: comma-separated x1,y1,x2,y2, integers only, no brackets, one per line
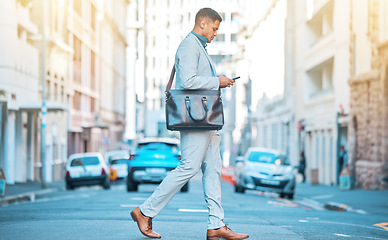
189,33,217,76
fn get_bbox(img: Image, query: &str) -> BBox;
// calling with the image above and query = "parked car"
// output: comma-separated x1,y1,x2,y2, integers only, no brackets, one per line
109,156,129,179
104,150,129,165
126,138,188,192
234,147,296,199
65,152,110,190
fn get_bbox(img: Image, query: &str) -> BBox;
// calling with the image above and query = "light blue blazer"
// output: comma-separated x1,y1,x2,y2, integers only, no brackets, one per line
174,33,220,91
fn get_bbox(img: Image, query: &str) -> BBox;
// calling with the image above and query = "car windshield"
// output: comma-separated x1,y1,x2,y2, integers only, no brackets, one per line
111,159,128,165
137,142,178,151
71,156,99,166
248,152,278,164
248,152,290,165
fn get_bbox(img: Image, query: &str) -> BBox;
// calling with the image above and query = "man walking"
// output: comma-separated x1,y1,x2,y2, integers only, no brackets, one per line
130,8,249,240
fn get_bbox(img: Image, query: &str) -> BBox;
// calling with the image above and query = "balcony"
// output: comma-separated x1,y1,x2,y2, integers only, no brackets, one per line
16,3,38,35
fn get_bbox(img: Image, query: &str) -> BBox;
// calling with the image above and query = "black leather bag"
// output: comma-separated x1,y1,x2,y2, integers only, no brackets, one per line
165,66,224,131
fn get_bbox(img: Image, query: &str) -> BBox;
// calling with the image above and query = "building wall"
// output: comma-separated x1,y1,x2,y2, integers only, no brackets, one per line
290,0,352,185
348,0,388,189
0,0,128,184
0,1,40,184
67,0,128,155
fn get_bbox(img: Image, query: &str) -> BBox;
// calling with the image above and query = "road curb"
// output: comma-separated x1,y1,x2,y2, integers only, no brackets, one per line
324,201,367,214
324,201,349,212
0,188,59,207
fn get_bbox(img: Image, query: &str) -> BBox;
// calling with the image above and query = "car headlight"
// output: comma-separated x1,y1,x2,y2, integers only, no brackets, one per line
275,159,281,166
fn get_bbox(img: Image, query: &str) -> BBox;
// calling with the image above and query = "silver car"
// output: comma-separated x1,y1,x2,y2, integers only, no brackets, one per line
234,147,296,199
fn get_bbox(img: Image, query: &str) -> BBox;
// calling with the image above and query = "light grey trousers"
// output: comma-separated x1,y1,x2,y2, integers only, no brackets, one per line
140,130,225,229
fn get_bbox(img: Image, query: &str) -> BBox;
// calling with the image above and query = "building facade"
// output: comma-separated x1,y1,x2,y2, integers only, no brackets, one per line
0,0,42,184
249,0,388,189
67,0,128,156
0,0,128,185
348,0,388,189
292,0,352,186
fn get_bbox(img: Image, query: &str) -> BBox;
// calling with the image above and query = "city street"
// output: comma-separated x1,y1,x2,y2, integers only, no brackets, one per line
1,175,387,240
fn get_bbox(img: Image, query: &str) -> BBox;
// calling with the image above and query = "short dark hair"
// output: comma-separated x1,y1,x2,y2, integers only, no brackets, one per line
195,8,222,25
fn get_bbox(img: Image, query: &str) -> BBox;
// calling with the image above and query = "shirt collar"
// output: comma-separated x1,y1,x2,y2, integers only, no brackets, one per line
191,31,208,49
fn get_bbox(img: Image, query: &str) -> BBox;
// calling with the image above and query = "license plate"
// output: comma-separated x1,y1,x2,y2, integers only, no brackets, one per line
261,179,280,186
146,168,166,174
81,171,92,177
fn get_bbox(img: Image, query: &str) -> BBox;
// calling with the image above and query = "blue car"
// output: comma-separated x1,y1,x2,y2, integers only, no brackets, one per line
126,138,188,192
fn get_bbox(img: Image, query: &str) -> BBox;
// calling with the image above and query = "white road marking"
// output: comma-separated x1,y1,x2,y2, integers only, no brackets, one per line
178,209,208,213
334,233,350,237
311,194,334,200
131,197,147,201
120,204,138,208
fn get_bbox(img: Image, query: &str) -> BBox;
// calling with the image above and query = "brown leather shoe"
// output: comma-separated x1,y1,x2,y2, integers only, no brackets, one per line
130,207,161,238
207,225,249,240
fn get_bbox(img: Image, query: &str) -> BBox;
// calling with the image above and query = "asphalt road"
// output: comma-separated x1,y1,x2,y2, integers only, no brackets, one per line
0,175,387,240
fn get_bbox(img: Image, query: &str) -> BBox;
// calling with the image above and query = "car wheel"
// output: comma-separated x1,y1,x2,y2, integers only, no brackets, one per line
180,182,189,192
287,193,294,199
280,192,285,198
235,184,245,193
66,182,74,190
126,175,138,192
103,177,110,190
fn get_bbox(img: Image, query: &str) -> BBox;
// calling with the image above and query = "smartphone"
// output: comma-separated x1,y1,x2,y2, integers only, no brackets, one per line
232,76,240,80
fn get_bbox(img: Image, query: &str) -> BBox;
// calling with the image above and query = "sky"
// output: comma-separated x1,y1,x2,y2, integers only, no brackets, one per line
244,0,286,108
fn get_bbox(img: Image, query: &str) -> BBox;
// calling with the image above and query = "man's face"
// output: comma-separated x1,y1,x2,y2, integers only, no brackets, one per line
201,19,220,43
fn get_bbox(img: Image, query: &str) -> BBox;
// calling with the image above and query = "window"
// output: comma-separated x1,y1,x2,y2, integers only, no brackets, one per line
73,0,82,16
306,0,333,47
73,36,82,83
46,80,51,100
91,4,96,30
215,34,225,42
91,50,96,90
71,157,99,166
305,57,334,99
91,97,95,113
73,91,81,110
231,34,237,42
54,83,58,101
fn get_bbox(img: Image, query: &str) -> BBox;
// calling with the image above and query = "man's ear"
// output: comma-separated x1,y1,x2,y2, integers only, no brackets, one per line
200,20,207,29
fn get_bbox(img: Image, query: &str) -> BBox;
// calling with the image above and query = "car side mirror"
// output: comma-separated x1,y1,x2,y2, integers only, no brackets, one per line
235,156,244,164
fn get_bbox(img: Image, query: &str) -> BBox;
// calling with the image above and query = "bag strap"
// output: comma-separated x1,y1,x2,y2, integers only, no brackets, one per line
165,66,175,92
165,65,221,92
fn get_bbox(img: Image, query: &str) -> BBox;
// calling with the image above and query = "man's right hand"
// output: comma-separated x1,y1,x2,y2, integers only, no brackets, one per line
219,75,235,88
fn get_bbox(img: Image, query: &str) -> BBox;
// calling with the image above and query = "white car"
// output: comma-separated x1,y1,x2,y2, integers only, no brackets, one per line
65,152,110,190
104,150,129,165
234,147,296,199
109,157,129,179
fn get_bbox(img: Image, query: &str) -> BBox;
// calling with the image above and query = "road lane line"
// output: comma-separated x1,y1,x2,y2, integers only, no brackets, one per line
334,233,350,237
120,204,138,208
311,194,334,200
178,209,208,213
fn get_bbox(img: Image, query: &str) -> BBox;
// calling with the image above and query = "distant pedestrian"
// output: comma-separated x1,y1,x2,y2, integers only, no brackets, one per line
338,145,348,178
298,151,306,183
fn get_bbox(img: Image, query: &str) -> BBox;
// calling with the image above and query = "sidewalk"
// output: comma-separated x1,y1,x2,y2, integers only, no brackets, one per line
0,181,64,206
295,182,388,216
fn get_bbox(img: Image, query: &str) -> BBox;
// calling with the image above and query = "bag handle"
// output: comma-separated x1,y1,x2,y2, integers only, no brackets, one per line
185,96,208,121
